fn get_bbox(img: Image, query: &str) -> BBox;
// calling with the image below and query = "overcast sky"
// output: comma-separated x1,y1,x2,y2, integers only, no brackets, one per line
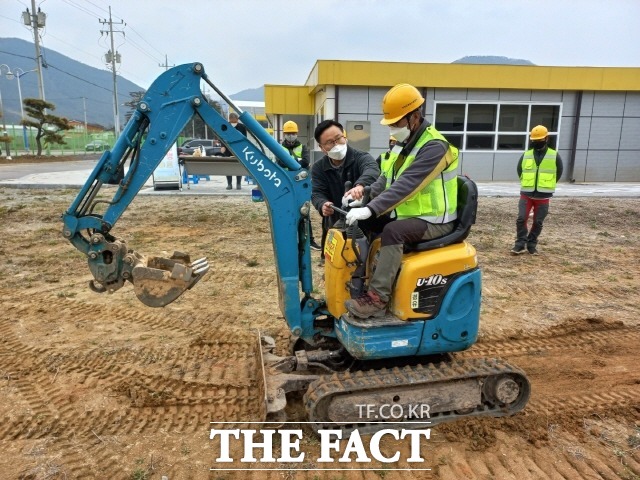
2,0,640,95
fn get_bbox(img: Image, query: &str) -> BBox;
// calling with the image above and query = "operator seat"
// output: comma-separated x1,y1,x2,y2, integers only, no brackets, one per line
404,175,478,253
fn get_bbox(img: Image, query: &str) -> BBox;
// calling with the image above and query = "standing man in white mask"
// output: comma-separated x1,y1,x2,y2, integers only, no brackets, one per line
311,120,379,265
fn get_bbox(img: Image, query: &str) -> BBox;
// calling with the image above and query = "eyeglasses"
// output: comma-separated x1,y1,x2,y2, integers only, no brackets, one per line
320,134,346,149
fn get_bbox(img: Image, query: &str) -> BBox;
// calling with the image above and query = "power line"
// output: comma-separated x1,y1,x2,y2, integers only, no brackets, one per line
83,0,110,16
0,48,147,92
60,0,101,19
0,49,35,61
0,12,23,24
44,31,103,63
125,36,163,64
125,24,165,58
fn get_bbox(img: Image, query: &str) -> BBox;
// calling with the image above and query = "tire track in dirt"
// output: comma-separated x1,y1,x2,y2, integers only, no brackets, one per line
460,324,640,359
0,304,263,444
437,317,640,479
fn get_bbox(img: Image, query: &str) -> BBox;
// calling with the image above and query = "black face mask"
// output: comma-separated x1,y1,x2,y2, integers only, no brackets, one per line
531,140,547,150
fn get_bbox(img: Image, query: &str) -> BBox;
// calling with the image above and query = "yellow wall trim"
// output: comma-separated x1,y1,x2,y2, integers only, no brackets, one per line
264,85,314,114
312,60,640,91
266,60,640,116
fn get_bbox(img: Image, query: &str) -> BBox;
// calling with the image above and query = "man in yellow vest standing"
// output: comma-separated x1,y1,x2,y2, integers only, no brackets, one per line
511,125,563,256
279,121,310,169
343,84,459,319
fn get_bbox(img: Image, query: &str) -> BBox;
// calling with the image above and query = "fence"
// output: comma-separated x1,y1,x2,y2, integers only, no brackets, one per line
0,125,120,156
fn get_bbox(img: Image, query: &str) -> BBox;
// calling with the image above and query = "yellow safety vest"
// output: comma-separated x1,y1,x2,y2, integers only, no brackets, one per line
290,144,303,159
381,126,458,222
521,148,557,193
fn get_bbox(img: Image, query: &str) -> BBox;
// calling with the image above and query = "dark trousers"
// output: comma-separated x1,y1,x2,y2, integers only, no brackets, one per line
515,195,550,249
226,176,242,186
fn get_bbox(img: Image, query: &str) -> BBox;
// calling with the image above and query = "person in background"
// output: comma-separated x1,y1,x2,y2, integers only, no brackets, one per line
376,136,397,169
222,112,248,190
311,120,379,266
280,120,309,168
280,120,320,250
510,125,563,256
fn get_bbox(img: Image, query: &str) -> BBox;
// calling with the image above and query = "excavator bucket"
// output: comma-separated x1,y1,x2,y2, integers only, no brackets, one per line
131,251,209,307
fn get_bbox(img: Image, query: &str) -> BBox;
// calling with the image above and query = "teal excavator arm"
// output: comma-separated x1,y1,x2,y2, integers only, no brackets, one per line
62,63,319,338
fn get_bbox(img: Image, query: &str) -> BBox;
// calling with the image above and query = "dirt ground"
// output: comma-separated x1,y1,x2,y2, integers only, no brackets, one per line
0,188,639,479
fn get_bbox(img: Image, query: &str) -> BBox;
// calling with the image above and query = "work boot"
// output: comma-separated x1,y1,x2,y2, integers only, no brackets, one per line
345,290,387,319
510,245,526,255
226,185,232,190
527,245,539,255
310,240,321,251
236,183,242,190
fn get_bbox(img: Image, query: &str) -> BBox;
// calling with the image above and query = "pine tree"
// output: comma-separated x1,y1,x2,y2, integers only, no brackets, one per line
22,98,72,156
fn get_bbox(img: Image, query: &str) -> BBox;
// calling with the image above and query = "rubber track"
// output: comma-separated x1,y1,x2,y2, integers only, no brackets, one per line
304,357,529,435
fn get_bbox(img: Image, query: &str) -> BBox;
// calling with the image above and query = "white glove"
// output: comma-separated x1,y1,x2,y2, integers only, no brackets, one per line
342,194,363,208
345,207,372,225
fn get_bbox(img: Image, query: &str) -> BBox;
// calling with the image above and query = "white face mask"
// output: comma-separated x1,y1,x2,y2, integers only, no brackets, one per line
284,134,297,143
327,142,347,161
389,125,410,143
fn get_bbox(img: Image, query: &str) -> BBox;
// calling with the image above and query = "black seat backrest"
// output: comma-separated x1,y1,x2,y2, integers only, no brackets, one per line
404,175,478,253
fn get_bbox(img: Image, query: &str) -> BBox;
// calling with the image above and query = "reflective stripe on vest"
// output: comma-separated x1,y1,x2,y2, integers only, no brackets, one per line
292,144,303,159
380,125,459,223
520,148,557,193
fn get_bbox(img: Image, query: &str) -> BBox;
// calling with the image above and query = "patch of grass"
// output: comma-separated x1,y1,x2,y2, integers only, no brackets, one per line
130,468,149,480
0,204,27,218
628,429,640,448
56,291,76,298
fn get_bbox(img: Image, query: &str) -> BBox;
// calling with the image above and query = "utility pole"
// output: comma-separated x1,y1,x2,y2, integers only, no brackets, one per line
99,7,124,138
23,0,47,103
159,54,174,71
81,96,88,145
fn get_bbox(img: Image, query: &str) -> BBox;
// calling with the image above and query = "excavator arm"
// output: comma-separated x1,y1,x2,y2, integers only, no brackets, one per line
62,63,319,337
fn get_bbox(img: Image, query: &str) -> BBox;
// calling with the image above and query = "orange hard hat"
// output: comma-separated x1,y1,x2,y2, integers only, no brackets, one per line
380,84,425,125
530,125,549,140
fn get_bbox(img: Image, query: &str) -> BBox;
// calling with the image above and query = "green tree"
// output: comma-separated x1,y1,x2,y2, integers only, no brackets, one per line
22,98,72,156
180,94,224,139
123,90,146,123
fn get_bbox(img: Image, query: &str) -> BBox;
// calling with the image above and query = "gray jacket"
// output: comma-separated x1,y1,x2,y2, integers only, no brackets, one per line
311,145,379,224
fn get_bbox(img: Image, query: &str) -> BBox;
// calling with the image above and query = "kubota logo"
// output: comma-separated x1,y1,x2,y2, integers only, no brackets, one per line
243,146,282,188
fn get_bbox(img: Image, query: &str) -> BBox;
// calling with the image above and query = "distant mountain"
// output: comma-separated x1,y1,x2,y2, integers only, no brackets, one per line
453,55,535,66
0,37,144,128
230,86,264,102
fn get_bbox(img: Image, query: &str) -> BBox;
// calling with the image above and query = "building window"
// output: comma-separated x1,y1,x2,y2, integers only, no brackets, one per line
434,102,561,151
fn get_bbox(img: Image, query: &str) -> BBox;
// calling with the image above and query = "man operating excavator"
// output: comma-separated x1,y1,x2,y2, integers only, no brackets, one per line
343,83,460,319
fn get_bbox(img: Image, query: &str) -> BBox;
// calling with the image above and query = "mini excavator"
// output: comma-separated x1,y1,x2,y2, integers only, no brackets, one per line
62,63,530,433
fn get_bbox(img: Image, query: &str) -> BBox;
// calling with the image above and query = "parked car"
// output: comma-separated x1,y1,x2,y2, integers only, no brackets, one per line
85,140,110,152
178,139,222,156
